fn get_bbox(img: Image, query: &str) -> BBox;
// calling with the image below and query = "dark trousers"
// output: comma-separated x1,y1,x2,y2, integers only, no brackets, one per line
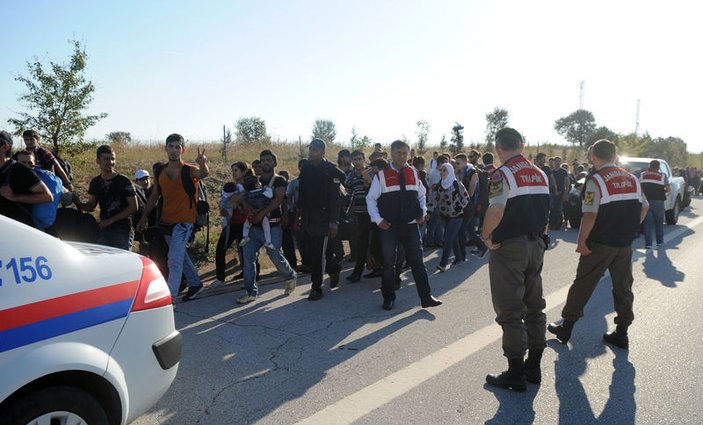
296,229,312,267
305,231,341,291
379,223,432,302
562,243,634,327
352,213,372,274
282,215,297,269
215,223,243,281
489,235,547,359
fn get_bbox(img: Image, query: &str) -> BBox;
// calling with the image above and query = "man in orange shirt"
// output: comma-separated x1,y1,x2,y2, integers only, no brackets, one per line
137,133,209,301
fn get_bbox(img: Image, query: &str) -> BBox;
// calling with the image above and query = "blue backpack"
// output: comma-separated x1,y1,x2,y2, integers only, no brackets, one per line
32,166,63,229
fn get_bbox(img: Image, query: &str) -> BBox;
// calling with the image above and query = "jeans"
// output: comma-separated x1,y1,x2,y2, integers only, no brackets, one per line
642,200,665,246
164,223,201,297
242,225,295,296
425,208,445,246
97,226,134,251
549,195,565,229
453,215,472,262
379,223,432,302
441,216,463,266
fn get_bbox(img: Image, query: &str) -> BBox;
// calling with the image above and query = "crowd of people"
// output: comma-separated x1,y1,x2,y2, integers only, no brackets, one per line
0,126,680,390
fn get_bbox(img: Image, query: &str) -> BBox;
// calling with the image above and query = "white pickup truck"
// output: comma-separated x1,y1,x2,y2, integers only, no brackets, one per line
619,157,687,224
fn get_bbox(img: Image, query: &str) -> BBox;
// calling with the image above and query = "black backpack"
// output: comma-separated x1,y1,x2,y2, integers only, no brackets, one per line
52,151,73,182
154,165,210,250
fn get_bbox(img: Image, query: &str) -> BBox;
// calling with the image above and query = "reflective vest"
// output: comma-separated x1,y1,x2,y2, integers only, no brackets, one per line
640,170,666,201
492,155,550,243
589,166,643,247
377,166,423,225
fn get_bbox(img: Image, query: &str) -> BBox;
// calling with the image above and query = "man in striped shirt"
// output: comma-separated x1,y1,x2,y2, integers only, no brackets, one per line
345,150,373,282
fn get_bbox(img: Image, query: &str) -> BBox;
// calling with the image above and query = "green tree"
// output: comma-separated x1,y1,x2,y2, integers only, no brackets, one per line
8,40,108,155
554,109,596,147
358,135,371,150
439,134,448,151
220,125,232,162
485,107,509,152
311,119,337,143
416,120,430,155
586,126,619,147
449,122,464,154
646,136,688,168
106,131,131,146
235,116,268,144
350,126,359,150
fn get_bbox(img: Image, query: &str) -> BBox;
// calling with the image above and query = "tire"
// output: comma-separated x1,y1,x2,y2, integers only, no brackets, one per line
665,197,681,225
0,386,109,425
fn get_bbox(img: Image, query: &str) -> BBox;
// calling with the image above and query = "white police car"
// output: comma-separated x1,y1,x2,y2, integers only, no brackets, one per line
0,215,181,425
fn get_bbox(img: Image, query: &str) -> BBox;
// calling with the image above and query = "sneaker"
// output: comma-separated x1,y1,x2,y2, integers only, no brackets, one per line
182,285,204,301
264,242,275,250
210,279,226,288
451,258,467,266
236,293,257,304
284,273,297,295
436,265,446,273
644,245,652,250
239,237,251,247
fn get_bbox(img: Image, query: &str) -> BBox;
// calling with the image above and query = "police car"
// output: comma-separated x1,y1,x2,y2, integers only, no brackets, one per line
0,215,181,425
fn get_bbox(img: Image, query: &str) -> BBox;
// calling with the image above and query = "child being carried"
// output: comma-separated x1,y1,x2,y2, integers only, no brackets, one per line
240,175,275,249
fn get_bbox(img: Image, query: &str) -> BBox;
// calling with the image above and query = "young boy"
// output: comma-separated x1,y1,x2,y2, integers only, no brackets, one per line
239,174,274,249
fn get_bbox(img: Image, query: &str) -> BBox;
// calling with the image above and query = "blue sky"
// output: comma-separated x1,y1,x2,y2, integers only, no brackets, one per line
2,0,702,153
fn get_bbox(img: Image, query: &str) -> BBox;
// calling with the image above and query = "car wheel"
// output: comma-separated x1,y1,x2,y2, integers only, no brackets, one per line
665,198,680,225
0,386,109,425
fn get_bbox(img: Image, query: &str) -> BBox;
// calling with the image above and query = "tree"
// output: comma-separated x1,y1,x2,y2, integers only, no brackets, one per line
8,39,108,155
220,125,232,162
554,109,596,148
586,125,619,148
647,136,688,168
311,119,337,143
349,127,359,150
358,135,372,150
449,122,464,154
439,134,448,151
106,131,131,146
416,120,430,155
235,116,268,144
485,107,509,152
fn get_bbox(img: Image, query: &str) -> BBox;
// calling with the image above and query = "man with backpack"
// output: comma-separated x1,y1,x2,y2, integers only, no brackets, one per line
22,130,73,192
73,145,138,251
462,151,489,258
0,131,54,226
136,134,209,301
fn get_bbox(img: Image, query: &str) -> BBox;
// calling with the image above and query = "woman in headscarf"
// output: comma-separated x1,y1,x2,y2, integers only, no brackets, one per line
429,162,469,272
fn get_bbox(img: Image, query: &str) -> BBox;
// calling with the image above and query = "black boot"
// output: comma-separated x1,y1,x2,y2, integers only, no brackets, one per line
486,358,527,392
524,349,543,384
603,325,629,349
547,320,575,344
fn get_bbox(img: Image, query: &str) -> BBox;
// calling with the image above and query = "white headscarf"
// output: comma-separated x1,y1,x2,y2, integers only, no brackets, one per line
440,163,457,190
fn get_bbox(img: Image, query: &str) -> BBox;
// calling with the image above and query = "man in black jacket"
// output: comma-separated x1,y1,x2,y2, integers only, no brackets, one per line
298,138,346,301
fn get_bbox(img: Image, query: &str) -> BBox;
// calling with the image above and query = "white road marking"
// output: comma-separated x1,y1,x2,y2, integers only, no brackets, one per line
296,217,702,425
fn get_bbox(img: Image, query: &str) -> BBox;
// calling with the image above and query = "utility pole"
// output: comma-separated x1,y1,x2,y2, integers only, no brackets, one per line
579,81,585,110
635,99,641,136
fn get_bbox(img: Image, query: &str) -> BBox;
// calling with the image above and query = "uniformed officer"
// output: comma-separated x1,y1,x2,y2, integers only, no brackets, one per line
481,128,550,392
548,139,649,350
639,160,670,249
366,139,442,310
298,138,346,301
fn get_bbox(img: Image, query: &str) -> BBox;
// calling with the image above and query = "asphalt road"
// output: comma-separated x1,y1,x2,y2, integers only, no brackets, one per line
133,198,703,425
